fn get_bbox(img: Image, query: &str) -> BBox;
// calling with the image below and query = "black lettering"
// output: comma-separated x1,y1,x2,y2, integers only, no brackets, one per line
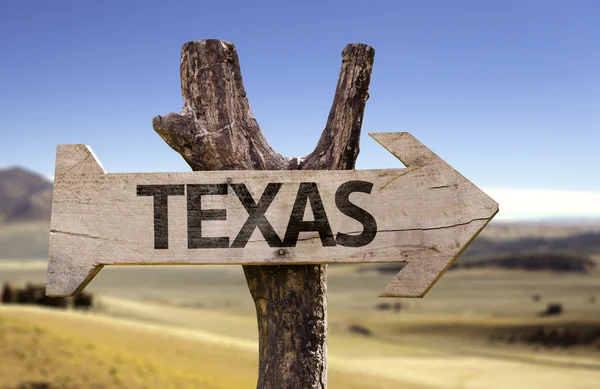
230,183,283,248
137,184,185,249
282,182,335,247
335,180,377,247
187,184,229,249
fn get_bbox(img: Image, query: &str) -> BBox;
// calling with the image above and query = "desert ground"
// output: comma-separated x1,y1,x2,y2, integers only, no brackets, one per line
1,260,599,389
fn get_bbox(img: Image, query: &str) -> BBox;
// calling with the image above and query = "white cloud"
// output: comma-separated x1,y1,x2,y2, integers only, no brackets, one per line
483,188,600,221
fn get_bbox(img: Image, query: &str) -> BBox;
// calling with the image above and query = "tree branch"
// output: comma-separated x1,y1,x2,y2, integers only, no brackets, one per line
152,39,374,389
152,40,288,171
300,44,375,170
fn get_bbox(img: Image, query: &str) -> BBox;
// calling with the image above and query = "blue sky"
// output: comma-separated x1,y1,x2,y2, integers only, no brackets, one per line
1,1,599,219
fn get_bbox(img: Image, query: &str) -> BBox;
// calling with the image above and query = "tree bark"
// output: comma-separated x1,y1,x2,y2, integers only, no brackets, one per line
153,39,374,389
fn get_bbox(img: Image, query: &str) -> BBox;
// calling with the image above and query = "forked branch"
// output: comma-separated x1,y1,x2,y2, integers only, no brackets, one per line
152,39,374,389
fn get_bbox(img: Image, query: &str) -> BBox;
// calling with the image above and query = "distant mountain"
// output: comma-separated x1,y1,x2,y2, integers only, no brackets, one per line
461,232,600,259
0,166,52,259
451,252,597,273
0,166,53,224
0,221,51,259
477,220,600,240
373,251,597,274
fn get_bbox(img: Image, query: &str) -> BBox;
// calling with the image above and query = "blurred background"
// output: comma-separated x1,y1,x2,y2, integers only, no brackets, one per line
1,1,599,388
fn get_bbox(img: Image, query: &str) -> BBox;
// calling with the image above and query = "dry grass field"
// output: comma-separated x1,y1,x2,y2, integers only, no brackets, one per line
1,260,599,389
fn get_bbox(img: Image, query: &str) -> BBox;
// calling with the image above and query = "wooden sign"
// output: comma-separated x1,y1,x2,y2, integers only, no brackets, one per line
46,132,498,298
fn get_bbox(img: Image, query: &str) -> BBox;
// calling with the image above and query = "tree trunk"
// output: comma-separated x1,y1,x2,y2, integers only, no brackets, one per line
153,39,374,389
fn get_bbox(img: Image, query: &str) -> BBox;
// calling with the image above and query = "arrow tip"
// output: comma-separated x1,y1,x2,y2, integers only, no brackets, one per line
369,132,442,168
54,144,106,180
46,256,103,297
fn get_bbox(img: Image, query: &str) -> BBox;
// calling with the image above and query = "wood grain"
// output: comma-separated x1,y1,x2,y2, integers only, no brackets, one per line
46,132,497,297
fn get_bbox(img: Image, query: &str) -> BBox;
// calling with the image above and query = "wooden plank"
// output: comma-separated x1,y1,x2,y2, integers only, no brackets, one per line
46,132,498,297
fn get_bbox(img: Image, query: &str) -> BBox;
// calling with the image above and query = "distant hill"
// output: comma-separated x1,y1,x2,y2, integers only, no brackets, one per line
372,251,597,275
361,224,600,275
451,252,597,273
0,166,52,224
0,166,52,259
0,221,51,259
478,220,600,240
461,232,600,259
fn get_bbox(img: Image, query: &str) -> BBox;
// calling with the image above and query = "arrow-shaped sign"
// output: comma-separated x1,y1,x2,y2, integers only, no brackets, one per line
46,132,498,298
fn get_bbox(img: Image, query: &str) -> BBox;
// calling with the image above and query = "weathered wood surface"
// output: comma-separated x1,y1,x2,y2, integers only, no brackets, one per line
47,132,497,297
